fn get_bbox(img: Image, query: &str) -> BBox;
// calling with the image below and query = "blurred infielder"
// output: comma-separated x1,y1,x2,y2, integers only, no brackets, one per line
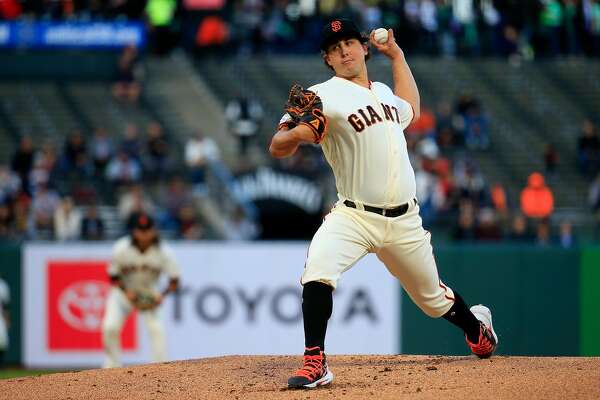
102,213,180,368
0,275,9,366
269,18,498,389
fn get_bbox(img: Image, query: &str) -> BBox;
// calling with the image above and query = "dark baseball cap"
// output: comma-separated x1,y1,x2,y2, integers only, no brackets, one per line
132,213,155,230
320,18,368,51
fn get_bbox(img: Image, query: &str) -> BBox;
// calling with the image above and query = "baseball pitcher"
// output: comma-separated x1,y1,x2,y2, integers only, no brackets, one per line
269,18,498,389
102,213,180,368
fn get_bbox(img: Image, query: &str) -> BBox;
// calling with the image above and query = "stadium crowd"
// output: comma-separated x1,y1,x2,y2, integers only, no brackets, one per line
0,120,216,242
1,1,599,244
1,0,600,58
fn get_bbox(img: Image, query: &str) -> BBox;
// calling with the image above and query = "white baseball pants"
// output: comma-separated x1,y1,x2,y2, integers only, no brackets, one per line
302,201,455,317
102,287,166,368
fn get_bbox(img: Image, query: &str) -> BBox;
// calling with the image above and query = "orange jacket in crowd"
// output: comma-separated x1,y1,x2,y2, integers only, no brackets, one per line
520,172,554,218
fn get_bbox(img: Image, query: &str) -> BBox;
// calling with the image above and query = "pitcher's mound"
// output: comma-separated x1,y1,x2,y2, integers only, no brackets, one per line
3,355,600,400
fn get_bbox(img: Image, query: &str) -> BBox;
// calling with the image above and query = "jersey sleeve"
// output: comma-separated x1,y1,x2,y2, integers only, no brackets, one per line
394,96,415,130
108,239,126,278
160,245,181,279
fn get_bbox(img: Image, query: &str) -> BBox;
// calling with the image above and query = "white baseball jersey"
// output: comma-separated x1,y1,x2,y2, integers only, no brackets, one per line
282,77,415,207
109,237,180,292
281,76,454,318
0,278,9,349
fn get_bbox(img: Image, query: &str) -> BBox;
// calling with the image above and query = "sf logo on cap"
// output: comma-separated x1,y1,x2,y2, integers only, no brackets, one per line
331,20,342,32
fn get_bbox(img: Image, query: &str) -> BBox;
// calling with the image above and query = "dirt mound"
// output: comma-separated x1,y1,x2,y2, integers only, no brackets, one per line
2,355,599,400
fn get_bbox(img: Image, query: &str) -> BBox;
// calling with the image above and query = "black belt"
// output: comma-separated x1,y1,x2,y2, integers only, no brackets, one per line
343,199,415,217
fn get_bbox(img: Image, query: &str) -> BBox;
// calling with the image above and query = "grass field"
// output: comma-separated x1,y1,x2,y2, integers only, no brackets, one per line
0,368,71,379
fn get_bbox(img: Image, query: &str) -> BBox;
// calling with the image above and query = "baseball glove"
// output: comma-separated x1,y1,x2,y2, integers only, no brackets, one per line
282,84,328,143
132,288,160,311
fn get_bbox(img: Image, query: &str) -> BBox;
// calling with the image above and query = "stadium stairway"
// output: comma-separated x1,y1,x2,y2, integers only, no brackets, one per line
0,81,79,159
192,56,277,166
62,82,155,137
144,51,240,167
538,59,600,124
464,60,589,208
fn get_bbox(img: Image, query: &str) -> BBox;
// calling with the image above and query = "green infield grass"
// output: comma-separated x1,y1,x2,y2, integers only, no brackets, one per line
0,368,73,379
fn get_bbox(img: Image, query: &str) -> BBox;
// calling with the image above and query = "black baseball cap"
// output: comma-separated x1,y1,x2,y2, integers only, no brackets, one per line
132,213,155,230
320,18,368,51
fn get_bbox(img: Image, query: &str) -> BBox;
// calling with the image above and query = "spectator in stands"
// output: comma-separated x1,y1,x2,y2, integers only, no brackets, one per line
406,106,436,138
118,184,156,224
158,176,193,230
80,203,105,241
90,127,115,178
105,150,142,186
112,45,143,104
455,158,487,207
582,0,600,57
453,199,477,241
176,204,203,240
61,129,90,178
54,196,82,241
508,213,534,243
577,119,600,177
194,15,230,55
520,172,554,220
558,219,576,248
0,0,21,19
535,218,552,246
29,143,59,192
145,0,178,55
490,182,508,216
434,101,459,148
225,96,264,157
464,102,490,150
0,165,21,205
452,0,479,56
144,121,172,179
10,193,29,240
121,123,143,162
0,0,20,17
11,136,35,195
474,207,502,241
0,202,14,241
414,139,443,224
184,131,221,190
563,0,580,55
543,142,559,180
30,183,60,239
222,205,259,241
538,0,564,57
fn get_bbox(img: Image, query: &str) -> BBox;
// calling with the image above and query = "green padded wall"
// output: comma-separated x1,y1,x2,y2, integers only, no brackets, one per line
401,245,579,356
580,247,600,355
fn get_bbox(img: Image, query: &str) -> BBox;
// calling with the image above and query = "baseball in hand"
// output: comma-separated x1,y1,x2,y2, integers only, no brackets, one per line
374,28,389,44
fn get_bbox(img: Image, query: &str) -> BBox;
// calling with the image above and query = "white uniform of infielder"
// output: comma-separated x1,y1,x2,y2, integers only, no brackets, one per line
270,18,498,389
102,214,180,368
0,276,10,363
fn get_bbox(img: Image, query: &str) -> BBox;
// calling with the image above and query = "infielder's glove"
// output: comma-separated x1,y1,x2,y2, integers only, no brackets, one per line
132,289,160,311
281,84,328,143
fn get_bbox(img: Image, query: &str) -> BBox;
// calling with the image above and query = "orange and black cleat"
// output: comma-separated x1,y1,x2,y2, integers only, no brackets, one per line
466,305,499,358
287,346,334,389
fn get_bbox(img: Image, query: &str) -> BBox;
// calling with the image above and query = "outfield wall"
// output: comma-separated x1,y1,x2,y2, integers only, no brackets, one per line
0,242,597,367
22,243,399,368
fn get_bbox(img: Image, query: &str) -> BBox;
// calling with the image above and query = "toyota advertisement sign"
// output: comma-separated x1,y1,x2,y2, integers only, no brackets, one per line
24,243,401,368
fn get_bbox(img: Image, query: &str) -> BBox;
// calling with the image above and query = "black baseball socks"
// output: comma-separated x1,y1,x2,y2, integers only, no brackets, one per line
442,291,481,343
302,281,333,350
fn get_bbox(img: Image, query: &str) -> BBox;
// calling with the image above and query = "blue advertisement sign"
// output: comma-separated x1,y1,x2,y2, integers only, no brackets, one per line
0,21,146,49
